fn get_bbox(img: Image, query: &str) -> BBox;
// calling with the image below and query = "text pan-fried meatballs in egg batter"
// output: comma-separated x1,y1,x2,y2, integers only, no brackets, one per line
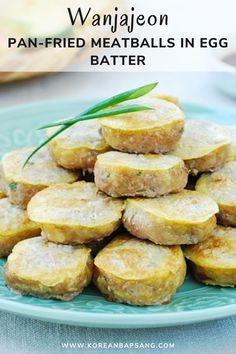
170,120,231,175
2,147,79,209
100,95,185,154
94,151,188,198
196,161,236,226
0,198,40,257
27,181,124,245
93,234,186,306
123,190,218,245
183,226,236,287
4,237,93,301
47,119,110,171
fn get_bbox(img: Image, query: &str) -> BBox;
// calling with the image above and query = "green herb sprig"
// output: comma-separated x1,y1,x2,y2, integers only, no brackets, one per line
24,82,158,166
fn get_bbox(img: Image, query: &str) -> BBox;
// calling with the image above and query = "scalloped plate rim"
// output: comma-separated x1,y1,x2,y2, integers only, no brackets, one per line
0,295,236,328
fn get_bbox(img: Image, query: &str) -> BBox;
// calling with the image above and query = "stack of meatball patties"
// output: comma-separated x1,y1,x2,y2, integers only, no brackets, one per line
2,93,236,306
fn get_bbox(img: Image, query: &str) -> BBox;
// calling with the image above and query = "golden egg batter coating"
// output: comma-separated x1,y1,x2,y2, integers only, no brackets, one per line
196,161,236,226
184,226,236,287
101,95,185,154
2,147,79,209
123,190,218,245
93,234,186,306
223,125,236,162
47,119,110,171
4,237,93,300
170,120,231,175
155,94,180,106
0,162,7,198
94,151,188,197
0,198,40,257
27,181,124,245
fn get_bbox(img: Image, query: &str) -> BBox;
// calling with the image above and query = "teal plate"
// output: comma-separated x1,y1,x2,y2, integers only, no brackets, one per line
0,99,236,328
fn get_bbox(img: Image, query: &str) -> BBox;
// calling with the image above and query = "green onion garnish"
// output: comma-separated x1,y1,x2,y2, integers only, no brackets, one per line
24,82,158,166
